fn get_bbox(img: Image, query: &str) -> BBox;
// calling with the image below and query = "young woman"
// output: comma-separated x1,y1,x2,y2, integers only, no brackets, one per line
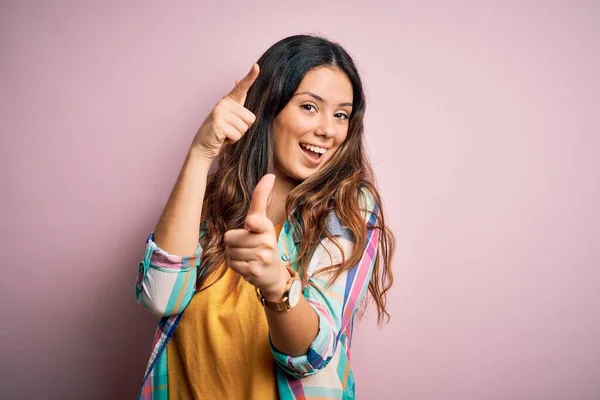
135,34,395,400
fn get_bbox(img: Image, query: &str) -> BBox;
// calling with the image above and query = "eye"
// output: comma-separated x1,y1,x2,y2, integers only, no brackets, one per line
335,112,350,121
300,103,317,112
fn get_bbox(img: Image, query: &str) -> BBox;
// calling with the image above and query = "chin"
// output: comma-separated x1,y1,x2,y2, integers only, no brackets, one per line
283,166,313,183
276,155,324,183
291,171,311,182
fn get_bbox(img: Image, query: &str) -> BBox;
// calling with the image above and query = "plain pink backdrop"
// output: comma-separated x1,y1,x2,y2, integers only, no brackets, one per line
1,1,599,399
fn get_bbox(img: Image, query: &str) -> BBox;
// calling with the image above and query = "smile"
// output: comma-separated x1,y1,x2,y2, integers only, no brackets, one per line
299,142,328,154
298,143,326,165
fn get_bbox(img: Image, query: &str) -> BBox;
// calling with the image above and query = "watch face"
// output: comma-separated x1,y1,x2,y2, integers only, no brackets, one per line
288,279,302,307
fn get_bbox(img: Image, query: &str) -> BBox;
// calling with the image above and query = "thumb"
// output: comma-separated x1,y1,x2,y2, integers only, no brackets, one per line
228,63,260,105
247,174,276,218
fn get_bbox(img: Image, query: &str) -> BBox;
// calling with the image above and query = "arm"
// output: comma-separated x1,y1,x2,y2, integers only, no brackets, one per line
134,64,260,316
154,63,259,255
268,188,379,378
153,149,213,256
133,149,211,317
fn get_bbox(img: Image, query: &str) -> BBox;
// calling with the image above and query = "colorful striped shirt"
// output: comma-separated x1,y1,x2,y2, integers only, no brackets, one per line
134,188,379,399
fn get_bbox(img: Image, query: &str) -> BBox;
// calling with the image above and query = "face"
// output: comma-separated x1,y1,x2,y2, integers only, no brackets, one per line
272,66,353,183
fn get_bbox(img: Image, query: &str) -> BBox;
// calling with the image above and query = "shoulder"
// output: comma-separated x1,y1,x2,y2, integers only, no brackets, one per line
358,186,378,217
326,186,378,238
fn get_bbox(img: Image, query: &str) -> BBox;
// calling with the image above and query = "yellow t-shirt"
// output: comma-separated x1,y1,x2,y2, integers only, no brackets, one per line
167,224,283,400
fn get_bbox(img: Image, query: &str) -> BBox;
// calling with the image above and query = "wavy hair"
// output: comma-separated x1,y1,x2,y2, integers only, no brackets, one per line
199,34,395,325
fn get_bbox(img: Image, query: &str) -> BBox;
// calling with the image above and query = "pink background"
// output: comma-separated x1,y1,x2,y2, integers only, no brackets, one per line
2,1,599,399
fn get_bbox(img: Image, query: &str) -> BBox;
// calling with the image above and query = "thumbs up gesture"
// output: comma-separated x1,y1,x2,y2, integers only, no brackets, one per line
192,63,260,161
224,174,290,298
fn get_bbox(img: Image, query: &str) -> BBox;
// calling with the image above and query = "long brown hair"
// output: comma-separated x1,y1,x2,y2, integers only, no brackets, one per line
199,34,395,325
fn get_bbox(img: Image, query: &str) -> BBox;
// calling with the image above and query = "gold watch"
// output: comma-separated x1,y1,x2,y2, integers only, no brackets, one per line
256,266,302,312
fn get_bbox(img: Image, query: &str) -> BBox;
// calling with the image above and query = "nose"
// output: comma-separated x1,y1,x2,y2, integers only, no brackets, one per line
315,114,336,139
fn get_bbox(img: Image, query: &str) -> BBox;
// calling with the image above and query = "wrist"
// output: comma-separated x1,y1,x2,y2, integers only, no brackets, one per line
260,267,292,302
188,146,215,165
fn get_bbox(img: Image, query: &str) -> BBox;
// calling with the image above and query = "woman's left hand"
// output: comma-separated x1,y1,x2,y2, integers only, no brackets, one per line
224,174,290,300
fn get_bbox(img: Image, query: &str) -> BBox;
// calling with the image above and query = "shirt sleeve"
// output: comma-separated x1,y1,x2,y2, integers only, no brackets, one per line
134,232,204,317
270,187,380,378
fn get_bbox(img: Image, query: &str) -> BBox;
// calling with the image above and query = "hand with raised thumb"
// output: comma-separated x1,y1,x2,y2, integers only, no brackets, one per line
191,63,260,161
223,174,290,298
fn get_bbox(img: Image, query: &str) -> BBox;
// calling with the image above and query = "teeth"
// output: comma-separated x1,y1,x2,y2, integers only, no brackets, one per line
300,143,327,154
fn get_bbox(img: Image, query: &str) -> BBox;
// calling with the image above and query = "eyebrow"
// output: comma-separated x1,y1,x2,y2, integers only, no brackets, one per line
294,91,353,108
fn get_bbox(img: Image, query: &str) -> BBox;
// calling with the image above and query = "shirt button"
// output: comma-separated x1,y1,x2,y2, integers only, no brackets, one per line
281,254,290,261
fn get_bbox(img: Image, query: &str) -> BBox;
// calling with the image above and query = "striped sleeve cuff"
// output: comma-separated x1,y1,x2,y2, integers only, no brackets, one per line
269,305,334,378
135,233,202,317
144,233,202,271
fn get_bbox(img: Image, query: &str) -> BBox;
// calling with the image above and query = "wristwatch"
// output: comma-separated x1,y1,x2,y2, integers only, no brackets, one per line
256,266,302,312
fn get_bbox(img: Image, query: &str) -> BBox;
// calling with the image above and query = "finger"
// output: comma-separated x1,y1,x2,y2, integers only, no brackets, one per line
227,259,251,276
220,97,257,126
223,113,249,135
225,246,257,262
221,123,243,144
247,174,276,218
244,213,274,234
227,63,260,105
227,101,257,126
224,229,265,248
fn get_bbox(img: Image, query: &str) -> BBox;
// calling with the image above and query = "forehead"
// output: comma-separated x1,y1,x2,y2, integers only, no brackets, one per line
296,67,353,103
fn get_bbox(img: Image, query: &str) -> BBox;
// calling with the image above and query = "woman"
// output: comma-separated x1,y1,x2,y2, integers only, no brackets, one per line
135,34,395,399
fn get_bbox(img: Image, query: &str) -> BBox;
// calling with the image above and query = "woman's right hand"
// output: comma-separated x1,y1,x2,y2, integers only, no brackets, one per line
191,63,260,161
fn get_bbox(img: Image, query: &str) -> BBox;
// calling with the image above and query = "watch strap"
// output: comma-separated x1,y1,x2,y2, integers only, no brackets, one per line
256,266,299,312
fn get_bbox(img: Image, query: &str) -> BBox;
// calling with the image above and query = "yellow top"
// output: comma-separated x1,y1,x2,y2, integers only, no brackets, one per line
167,223,284,400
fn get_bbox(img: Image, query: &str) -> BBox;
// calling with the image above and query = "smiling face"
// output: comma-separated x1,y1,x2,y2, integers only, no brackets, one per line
272,66,354,184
